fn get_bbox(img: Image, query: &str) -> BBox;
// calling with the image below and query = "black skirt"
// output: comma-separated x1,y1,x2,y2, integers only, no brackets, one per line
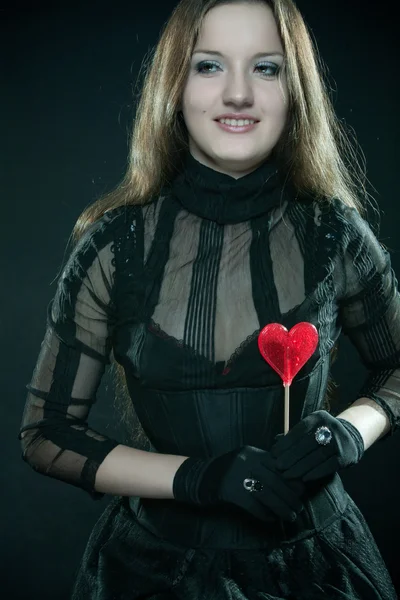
70,475,397,600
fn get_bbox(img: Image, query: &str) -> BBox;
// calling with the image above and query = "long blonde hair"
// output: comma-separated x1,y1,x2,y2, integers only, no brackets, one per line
71,0,379,447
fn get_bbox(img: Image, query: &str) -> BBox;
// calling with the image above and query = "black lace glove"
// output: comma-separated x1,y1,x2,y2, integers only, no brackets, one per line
173,445,305,523
271,410,365,482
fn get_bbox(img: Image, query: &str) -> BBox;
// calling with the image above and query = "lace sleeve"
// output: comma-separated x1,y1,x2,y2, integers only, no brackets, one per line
337,203,400,436
18,210,126,499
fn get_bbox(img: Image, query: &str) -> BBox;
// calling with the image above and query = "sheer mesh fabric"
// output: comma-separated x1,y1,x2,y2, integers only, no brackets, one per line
18,163,400,500
139,195,400,429
150,199,304,366
18,212,122,499
337,204,400,430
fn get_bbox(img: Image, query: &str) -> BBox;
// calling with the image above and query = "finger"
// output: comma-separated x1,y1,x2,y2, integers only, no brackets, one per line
262,468,304,513
271,423,308,457
276,428,338,472
246,496,279,523
275,433,320,471
281,447,332,480
302,456,339,481
257,488,297,522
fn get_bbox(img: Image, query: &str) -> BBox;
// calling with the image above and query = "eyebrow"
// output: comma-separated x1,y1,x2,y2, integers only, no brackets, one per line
192,50,284,58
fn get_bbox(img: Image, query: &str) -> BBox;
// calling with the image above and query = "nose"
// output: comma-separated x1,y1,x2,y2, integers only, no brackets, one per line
222,70,254,107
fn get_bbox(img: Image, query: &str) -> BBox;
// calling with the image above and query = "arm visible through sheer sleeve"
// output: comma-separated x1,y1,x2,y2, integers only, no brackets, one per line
338,204,400,437
18,212,124,499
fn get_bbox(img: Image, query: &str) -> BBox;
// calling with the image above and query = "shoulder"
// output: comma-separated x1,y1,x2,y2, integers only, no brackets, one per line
320,198,388,271
64,206,140,277
296,195,375,241
102,204,141,234
327,197,366,228
78,204,142,250
291,195,387,268
326,198,382,251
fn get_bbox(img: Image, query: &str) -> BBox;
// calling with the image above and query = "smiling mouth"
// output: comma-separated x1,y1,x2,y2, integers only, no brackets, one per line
215,118,259,125
214,119,259,133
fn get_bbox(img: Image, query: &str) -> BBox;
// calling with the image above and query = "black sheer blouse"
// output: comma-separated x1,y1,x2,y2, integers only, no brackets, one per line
18,152,400,500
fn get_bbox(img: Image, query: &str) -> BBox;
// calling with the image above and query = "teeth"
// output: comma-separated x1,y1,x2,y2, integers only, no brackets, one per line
219,118,255,126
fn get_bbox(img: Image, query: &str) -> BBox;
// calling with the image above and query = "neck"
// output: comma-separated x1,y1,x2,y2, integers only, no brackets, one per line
188,151,273,180
170,150,297,225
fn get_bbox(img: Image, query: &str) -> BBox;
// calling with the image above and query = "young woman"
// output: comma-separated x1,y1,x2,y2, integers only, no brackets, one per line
19,0,399,598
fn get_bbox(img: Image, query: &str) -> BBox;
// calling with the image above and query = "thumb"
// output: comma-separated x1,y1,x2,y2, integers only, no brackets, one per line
270,433,285,458
268,445,306,499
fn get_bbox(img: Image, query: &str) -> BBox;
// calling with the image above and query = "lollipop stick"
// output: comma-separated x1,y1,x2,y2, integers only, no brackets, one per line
284,344,290,434
284,384,290,434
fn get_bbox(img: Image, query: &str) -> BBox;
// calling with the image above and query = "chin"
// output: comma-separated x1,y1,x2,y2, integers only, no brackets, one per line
208,148,265,167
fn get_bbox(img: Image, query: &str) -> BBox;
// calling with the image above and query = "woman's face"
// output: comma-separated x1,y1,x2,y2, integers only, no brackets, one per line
181,2,288,178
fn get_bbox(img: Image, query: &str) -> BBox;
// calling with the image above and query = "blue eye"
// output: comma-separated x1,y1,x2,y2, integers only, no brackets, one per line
195,60,220,74
194,60,280,78
255,62,280,77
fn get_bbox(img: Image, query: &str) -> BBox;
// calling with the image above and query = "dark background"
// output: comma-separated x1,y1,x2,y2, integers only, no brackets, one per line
2,1,399,598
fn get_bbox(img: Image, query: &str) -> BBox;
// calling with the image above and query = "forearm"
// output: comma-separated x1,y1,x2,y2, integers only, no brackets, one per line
337,397,391,451
94,444,189,498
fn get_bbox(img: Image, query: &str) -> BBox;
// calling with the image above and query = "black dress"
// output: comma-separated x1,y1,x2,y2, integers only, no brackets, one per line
19,151,400,599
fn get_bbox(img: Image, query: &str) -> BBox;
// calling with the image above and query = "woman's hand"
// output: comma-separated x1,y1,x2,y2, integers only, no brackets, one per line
271,410,365,482
173,445,305,523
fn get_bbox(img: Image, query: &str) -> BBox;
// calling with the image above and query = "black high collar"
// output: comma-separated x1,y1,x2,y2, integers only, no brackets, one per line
171,151,295,224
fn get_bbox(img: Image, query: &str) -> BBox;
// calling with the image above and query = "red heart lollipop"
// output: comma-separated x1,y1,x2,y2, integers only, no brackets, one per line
258,322,319,386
